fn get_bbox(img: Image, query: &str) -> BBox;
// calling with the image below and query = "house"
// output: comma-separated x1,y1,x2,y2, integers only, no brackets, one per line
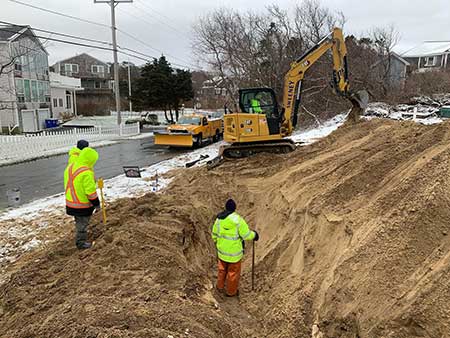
197,76,229,109
373,52,410,88
0,25,50,133
52,53,113,115
49,72,83,119
403,41,450,72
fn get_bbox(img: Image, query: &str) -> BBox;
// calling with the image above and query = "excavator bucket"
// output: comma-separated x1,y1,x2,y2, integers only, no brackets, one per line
351,90,369,110
347,90,369,123
154,132,194,148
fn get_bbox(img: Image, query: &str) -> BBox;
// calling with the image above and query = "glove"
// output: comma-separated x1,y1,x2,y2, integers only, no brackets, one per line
253,231,259,242
94,206,101,213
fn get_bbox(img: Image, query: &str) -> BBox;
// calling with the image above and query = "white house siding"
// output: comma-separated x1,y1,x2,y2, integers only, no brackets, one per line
50,87,67,118
0,42,18,130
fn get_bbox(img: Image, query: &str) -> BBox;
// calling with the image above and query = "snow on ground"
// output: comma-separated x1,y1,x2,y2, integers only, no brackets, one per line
289,113,346,144
364,102,444,125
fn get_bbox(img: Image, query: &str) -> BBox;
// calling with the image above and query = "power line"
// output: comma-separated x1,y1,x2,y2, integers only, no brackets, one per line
132,1,191,40
6,1,201,70
116,26,200,69
0,21,112,47
0,26,152,64
8,0,110,29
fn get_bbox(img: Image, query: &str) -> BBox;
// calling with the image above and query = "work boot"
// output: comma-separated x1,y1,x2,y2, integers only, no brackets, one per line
76,242,92,250
226,290,239,297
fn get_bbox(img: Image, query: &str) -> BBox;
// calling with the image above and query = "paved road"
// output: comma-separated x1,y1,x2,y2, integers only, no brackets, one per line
0,134,187,210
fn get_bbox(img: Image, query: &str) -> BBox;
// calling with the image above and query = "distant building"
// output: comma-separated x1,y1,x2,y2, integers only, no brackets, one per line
197,76,229,109
372,52,410,88
49,72,83,119
0,25,50,133
403,41,450,72
52,53,113,115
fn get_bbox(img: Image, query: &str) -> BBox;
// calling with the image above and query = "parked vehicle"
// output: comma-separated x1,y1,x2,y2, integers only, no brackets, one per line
154,114,223,148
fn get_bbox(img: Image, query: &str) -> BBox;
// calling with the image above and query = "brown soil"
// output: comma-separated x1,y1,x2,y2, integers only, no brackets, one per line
1,118,450,338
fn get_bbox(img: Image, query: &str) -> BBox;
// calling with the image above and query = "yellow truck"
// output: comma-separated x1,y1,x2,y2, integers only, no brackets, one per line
154,114,223,148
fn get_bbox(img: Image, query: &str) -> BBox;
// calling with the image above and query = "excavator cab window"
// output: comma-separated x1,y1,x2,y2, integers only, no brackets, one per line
239,88,279,118
239,88,281,135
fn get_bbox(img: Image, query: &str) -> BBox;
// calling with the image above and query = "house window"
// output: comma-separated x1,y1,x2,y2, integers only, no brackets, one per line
17,96,25,103
59,98,64,107
95,81,101,89
24,79,31,102
21,55,29,72
14,63,22,71
38,81,45,102
31,80,38,102
424,56,437,67
53,98,58,108
15,79,24,94
64,64,79,74
91,65,105,73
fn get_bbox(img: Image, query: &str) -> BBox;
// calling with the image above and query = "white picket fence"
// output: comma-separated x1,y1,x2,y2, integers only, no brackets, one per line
0,123,140,165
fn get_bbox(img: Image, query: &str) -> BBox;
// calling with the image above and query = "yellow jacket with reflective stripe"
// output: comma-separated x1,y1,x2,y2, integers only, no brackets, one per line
64,147,99,210
212,211,255,263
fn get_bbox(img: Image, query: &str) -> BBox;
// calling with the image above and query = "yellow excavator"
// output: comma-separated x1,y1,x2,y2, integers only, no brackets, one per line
213,27,368,162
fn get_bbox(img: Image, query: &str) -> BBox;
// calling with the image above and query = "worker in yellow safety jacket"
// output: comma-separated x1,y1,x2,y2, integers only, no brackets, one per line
67,139,89,164
250,98,263,113
212,199,259,297
64,147,100,249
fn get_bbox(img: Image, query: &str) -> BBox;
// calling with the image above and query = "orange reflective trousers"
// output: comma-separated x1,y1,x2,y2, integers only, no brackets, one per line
217,259,241,296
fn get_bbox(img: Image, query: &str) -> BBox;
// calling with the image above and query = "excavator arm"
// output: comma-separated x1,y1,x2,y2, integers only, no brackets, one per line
281,28,364,136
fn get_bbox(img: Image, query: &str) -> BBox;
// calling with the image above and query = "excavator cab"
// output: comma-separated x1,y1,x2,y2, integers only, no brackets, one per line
238,88,282,135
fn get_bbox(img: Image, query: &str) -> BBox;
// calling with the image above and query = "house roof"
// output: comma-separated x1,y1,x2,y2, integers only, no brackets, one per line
0,24,25,41
391,52,410,66
403,41,450,58
53,53,108,66
0,24,48,54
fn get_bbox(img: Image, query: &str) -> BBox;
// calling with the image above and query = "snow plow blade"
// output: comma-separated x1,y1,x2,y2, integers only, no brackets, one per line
154,132,193,148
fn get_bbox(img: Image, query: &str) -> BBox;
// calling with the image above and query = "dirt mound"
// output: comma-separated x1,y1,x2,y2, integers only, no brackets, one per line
1,118,450,337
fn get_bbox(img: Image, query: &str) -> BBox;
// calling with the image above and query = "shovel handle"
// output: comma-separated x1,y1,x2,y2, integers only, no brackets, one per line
98,178,107,224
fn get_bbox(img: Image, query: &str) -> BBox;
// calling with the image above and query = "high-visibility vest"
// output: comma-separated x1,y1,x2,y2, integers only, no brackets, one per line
250,99,263,113
212,212,255,263
64,163,98,209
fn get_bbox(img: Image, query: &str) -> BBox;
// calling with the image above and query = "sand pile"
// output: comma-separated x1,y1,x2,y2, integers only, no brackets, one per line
1,118,450,337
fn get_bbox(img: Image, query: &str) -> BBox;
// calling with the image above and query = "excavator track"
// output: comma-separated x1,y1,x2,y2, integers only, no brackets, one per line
222,139,296,159
206,140,296,169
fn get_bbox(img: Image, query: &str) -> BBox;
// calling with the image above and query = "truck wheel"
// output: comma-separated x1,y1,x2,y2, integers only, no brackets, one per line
194,133,202,148
212,130,218,142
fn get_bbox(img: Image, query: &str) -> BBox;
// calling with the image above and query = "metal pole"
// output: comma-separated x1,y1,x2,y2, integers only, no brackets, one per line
128,62,132,113
252,240,255,291
110,0,121,125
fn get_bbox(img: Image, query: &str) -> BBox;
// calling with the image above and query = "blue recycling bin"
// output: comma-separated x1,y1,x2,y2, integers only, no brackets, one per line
45,118,58,128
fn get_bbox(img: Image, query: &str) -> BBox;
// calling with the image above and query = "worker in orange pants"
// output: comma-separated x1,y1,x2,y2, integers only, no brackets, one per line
212,199,259,297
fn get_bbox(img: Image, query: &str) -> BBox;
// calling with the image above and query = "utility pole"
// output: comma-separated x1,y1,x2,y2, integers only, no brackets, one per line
128,62,132,113
94,0,133,125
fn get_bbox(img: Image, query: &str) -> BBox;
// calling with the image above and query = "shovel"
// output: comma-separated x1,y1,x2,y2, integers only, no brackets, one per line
97,178,107,224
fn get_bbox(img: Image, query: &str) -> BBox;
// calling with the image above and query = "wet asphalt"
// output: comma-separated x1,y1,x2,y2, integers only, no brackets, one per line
0,133,188,210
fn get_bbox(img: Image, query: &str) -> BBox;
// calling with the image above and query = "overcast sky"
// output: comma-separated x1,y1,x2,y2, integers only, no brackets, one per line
2,0,449,69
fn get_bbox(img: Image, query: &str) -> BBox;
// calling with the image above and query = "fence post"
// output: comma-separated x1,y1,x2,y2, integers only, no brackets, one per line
119,123,123,137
